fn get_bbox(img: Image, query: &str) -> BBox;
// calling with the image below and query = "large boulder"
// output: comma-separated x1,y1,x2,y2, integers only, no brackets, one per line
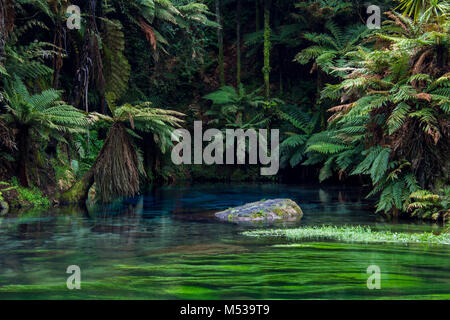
215,199,303,222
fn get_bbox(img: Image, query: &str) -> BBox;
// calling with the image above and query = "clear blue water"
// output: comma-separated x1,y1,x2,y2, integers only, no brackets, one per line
0,183,448,299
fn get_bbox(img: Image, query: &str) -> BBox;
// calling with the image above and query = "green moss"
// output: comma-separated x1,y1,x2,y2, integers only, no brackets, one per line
9,177,50,208
271,207,289,217
243,225,450,245
59,170,94,204
251,210,265,219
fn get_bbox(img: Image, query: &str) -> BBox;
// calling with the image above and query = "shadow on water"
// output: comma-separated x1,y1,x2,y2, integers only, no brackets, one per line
0,183,448,299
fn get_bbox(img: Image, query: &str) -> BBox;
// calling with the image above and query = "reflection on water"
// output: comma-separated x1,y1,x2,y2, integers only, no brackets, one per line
0,183,448,299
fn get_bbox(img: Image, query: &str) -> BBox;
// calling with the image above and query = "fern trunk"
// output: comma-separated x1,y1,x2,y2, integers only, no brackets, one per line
236,0,242,86
216,0,225,86
94,122,142,202
255,0,261,31
60,122,143,203
0,0,5,66
263,0,271,100
52,20,64,89
16,126,31,188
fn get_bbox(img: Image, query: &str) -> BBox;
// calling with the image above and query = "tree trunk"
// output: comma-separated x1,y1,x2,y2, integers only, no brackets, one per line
60,122,143,204
17,127,31,188
142,132,159,182
316,69,326,129
278,47,284,95
236,0,242,87
52,19,63,89
0,0,5,67
216,0,225,86
263,0,271,100
255,0,261,31
59,168,95,204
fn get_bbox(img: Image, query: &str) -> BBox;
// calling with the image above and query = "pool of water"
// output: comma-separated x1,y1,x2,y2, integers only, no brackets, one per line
0,183,448,299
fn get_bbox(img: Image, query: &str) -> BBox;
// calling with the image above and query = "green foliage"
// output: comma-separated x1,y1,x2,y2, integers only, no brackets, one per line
294,22,371,76
9,178,50,207
0,0,448,220
83,95,185,202
396,0,450,21
113,0,218,54
0,181,16,203
73,130,105,179
1,77,88,139
204,84,267,128
302,10,449,217
102,20,131,98
91,93,185,154
278,105,319,168
408,187,450,220
1,19,54,82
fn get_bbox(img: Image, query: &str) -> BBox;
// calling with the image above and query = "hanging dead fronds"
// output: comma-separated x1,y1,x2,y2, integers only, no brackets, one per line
93,122,144,202
139,17,157,51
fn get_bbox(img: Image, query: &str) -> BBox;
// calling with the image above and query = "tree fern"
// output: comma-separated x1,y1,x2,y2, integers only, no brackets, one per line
102,20,131,98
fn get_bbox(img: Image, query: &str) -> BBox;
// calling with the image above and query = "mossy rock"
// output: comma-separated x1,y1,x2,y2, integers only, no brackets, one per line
215,199,303,222
0,199,9,215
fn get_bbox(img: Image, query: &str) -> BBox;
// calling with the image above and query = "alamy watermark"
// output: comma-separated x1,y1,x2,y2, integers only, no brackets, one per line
66,265,81,290
66,5,81,30
367,5,381,29
366,265,381,289
171,121,279,176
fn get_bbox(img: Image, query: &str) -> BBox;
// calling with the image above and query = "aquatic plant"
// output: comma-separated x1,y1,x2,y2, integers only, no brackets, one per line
243,225,450,245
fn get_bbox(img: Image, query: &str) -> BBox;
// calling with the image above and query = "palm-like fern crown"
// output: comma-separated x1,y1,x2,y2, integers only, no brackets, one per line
2,18,55,81
278,105,319,168
204,85,264,113
118,0,217,50
294,22,371,75
396,0,450,21
90,94,185,153
1,78,88,137
203,85,266,127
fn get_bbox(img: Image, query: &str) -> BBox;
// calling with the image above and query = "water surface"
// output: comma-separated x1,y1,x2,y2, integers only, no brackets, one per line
0,183,448,299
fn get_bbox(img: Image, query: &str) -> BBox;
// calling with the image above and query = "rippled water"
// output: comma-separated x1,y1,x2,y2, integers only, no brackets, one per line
0,183,448,299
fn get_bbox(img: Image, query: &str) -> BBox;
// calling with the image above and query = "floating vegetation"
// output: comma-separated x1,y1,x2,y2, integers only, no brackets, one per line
243,226,450,245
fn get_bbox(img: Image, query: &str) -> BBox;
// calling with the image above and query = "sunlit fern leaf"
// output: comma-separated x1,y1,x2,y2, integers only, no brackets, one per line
102,20,131,98
319,155,337,182
306,142,350,154
370,148,391,184
281,134,308,150
387,102,411,134
1,77,88,137
351,146,383,176
289,148,306,168
278,106,312,133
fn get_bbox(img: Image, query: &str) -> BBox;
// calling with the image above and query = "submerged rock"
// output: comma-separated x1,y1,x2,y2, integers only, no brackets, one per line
215,199,303,222
0,200,9,215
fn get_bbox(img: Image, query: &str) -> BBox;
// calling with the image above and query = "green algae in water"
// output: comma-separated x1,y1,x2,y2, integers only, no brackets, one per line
1,242,449,300
1,184,450,300
243,225,450,245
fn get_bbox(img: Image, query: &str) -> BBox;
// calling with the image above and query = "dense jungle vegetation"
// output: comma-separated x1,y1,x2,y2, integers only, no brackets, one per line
0,0,448,220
